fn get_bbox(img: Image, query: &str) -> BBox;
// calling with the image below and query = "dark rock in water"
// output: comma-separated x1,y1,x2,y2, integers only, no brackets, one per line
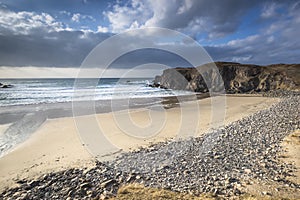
0,83,13,88
148,76,162,88
2,85,12,88
148,83,160,88
154,75,161,85
154,62,300,93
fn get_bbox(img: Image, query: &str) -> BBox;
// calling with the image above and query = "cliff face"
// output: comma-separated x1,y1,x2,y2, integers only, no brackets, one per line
155,62,300,93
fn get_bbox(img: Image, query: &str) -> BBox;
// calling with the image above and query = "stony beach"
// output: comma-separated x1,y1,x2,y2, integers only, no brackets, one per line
0,91,299,199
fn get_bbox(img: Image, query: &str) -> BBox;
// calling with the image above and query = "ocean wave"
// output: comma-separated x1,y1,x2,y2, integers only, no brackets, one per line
0,78,195,107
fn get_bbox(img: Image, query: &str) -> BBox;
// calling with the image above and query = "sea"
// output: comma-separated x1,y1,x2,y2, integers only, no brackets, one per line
0,78,194,107
0,78,196,157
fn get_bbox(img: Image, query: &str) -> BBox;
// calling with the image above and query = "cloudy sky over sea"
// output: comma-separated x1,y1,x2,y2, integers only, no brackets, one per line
0,0,299,78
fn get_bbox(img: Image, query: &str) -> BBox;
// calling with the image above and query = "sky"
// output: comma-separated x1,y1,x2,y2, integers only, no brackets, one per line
0,0,299,78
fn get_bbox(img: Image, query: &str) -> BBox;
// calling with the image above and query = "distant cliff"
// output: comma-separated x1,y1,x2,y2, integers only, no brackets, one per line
154,62,300,93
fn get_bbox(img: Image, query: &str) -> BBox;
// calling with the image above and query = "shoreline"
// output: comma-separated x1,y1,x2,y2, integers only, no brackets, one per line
0,94,281,193
0,94,207,157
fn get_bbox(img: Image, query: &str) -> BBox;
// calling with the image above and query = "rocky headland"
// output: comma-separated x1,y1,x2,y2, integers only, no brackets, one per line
153,62,300,93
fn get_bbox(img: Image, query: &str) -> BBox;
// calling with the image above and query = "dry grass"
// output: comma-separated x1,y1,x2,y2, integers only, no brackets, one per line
109,184,214,200
109,184,290,200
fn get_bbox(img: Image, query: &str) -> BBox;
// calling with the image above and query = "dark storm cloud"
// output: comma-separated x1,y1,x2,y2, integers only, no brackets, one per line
206,1,300,65
0,31,111,67
154,0,261,37
110,49,192,69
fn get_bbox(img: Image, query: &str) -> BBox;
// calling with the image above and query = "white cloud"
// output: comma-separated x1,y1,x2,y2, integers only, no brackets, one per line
232,55,252,63
226,35,259,47
59,10,71,16
261,2,278,18
0,8,64,34
267,35,275,43
97,25,109,33
0,66,79,78
0,66,162,78
71,13,95,23
104,0,152,32
177,0,193,14
71,13,81,22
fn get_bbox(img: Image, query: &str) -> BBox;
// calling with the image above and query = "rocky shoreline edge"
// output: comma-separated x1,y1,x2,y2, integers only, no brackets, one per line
0,91,299,199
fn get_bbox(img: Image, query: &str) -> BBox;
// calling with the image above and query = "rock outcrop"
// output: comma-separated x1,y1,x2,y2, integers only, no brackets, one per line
0,82,13,88
153,62,300,93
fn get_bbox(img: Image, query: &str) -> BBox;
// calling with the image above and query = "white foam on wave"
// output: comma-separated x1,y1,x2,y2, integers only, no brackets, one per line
0,78,195,107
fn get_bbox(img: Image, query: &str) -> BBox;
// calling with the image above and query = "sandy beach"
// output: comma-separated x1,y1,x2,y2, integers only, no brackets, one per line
0,95,279,192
